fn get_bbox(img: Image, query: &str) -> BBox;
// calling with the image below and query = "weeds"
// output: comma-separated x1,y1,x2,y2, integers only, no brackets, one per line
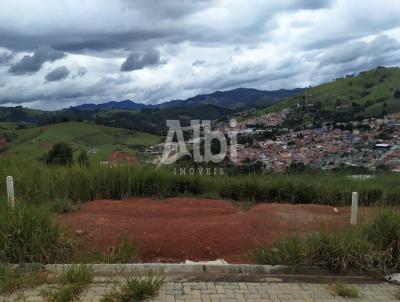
48,199,76,214
73,236,138,264
41,264,93,302
330,280,359,298
0,264,49,295
252,210,400,273
0,202,75,263
101,274,165,302
106,237,138,263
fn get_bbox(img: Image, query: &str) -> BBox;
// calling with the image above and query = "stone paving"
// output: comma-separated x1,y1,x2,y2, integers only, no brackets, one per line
1,277,399,302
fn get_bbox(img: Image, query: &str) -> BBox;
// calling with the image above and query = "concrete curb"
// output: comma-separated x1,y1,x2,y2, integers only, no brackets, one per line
13,263,381,283
43,263,291,275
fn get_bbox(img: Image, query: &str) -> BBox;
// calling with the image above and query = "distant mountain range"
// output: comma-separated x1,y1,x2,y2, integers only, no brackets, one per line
70,88,303,111
72,99,148,111
2,67,399,135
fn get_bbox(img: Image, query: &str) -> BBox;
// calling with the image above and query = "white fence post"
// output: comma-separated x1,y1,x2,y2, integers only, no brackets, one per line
6,176,15,209
351,192,358,225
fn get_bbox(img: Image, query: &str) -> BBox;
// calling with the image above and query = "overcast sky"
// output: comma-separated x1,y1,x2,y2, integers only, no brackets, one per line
0,0,400,110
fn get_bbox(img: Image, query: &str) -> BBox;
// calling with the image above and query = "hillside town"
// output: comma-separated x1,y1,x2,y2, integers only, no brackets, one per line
146,109,400,172
223,110,400,172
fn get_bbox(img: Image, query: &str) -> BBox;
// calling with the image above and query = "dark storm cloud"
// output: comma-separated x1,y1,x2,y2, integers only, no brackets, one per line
9,46,65,75
319,35,400,67
0,50,13,65
121,0,211,19
0,0,335,54
45,66,70,82
292,0,333,9
121,49,161,71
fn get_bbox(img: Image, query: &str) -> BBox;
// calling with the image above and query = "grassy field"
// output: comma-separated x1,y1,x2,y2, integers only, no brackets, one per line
0,157,399,206
249,67,400,118
0,122,161,162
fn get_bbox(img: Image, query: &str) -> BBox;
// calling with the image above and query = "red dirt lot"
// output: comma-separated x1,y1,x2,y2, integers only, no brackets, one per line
107,150,138,165
58,197,372,263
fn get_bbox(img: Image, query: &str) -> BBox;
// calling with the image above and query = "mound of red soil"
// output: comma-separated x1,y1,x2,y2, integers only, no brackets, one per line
59,198,371,263
107,150,138,165
0,138,9,149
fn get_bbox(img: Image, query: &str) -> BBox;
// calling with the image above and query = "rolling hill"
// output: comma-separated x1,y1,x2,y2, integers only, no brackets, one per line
0,122,161,162
254,67,400,128
72,100,147,111
158,88,302,110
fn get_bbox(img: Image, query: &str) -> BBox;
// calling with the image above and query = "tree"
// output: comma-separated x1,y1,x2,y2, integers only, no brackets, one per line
78,150,90,167
46,142,73,166
287,162,307,173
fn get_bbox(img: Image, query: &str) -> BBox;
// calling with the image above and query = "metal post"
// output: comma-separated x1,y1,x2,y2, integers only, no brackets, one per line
6,176,14,209
351,192,358,225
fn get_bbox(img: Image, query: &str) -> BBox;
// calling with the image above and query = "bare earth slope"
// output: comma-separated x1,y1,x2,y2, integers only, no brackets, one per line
59,197,372,263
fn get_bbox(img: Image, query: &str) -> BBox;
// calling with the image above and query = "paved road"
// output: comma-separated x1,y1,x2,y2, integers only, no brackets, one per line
1,278,399,302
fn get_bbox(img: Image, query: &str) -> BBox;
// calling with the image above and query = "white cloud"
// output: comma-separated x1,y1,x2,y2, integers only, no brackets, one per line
0,0,399,109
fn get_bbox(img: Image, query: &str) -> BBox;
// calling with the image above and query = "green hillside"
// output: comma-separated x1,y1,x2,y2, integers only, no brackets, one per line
258,67,400,126
0,122,161,162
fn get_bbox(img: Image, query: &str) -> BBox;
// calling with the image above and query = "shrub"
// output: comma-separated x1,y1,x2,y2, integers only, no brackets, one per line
0,202,75,263
46,142,73,166
77,150,90,167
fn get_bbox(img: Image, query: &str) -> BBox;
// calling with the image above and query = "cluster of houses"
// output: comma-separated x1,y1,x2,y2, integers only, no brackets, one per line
144,109,400,172
229,111,400,171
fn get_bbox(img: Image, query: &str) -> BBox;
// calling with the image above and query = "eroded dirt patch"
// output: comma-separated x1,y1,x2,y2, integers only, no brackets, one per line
107,150,138,165
59,197,372,263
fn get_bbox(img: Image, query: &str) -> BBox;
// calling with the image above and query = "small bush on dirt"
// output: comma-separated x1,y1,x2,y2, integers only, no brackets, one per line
330,280,359,298
101,274,164,302
41,264,93,302
0,202,75,263
253,211,400,273
0,264,48,295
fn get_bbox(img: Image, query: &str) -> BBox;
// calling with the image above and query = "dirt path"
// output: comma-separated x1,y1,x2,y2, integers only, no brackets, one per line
59,197,372,263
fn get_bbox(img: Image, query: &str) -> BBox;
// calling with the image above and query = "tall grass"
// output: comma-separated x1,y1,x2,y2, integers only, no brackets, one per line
252,210,400,274
0,157,399,206
0,201,75,263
